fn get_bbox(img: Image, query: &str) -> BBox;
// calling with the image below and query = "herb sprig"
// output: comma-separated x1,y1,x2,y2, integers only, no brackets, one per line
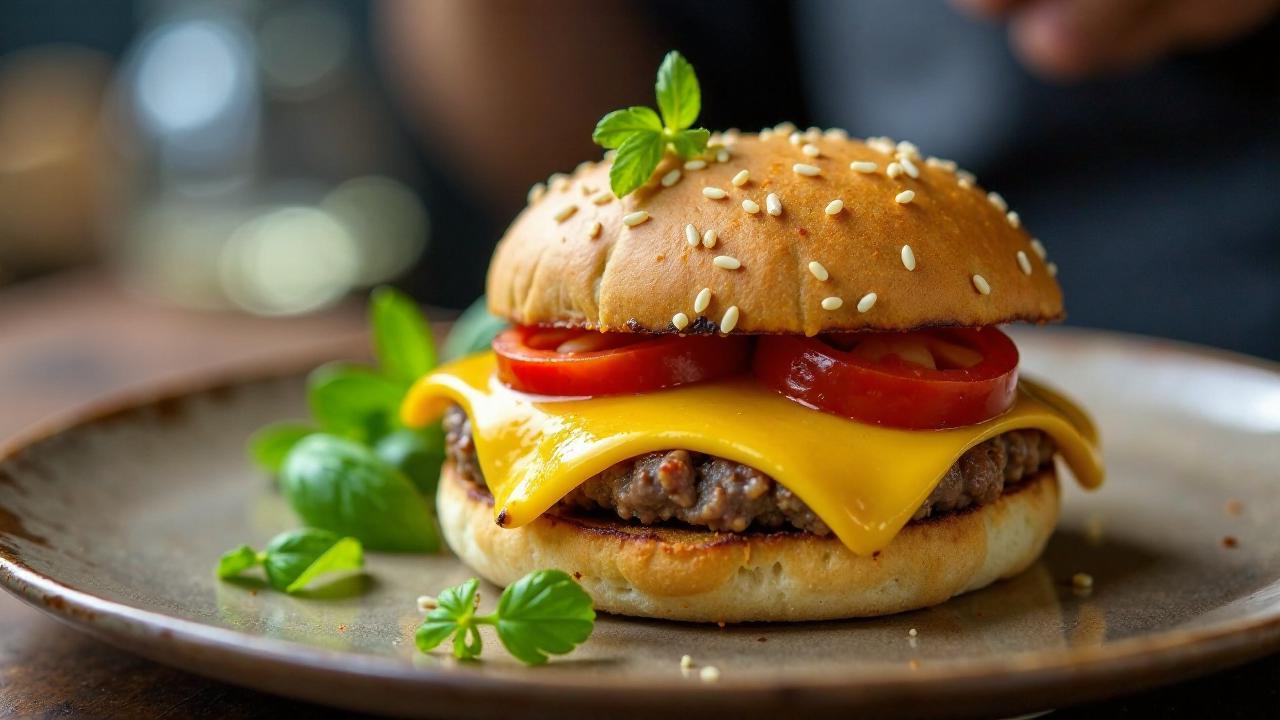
415,570,595,666
593,51,710,198
217,528,363,594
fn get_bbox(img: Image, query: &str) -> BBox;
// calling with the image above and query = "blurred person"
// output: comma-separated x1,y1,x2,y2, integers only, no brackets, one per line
378,0,1280,359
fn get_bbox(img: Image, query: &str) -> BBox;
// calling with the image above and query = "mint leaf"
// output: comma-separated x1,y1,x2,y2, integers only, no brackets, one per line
370,286,436,383
374,426,445,496
261,528,363,593
669,128,710,160
415,577,482,659
442,296,508,361
608,131,665,198
655,51,700,130
307,364,405,443
592,106,661,149
248,422,314,474
493,569,595,665
216,545,260,579
280,434,439,552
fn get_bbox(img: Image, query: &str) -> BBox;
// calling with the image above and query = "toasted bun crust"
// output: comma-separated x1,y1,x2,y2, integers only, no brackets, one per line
488,134,1062,335
438,461,1060,622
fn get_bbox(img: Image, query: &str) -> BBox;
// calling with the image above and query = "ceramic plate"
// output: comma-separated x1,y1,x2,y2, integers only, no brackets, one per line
2,328,1278,719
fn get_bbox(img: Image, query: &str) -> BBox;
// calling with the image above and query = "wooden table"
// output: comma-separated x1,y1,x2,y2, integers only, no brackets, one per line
0,272,1275,718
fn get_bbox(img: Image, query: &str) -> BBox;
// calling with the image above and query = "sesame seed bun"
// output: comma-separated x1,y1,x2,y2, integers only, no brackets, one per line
487,133,1062,335
437,461,1060,622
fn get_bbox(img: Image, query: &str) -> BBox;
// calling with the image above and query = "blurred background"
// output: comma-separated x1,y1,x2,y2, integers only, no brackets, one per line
0,0,1276,359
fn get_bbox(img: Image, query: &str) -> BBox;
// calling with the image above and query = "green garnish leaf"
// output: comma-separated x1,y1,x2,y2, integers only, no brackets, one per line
280,433,439,552
413,570,595,665
216,544,261,579
307,364,405,443
374,426,446,496
655,51,701,131
593,50,709,198
247,422,314,474
370,286,436,384
215,529,363,594
442,296,509,361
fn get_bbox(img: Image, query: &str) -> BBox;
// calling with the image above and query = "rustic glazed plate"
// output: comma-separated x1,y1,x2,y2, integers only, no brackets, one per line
1,328,1278,719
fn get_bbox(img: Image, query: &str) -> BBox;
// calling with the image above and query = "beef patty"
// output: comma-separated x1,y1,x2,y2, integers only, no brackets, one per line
443,404,1056,535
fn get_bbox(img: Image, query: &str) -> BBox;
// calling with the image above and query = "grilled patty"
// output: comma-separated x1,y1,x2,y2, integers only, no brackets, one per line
443,404,1055,535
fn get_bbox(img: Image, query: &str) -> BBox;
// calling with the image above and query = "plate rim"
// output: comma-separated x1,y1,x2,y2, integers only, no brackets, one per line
2,326,1280,714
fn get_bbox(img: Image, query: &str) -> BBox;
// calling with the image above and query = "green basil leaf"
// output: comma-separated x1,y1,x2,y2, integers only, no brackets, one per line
261,528,363,593
415,577,481,657
655,51,700,130
493,569,595,665
608,130,664,198
248,422,313,474
307,364,404,443
216,544,261,579
592,106,662,149
370,286,436,383
280,434,439,552
669,127,710,160
374,426,445,496
442,296,508,361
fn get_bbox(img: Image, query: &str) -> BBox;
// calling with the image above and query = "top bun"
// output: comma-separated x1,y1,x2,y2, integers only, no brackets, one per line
487,130,1062,335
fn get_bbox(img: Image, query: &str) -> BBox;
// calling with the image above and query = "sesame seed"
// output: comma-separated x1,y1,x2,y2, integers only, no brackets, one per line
1030,238,1047,259
805,126,822,142
713,255,741,270
759,128,774,141
417,595,438,612
850,160,878,173
896,140,920,158
957,177,973,189
694,287,712,313
956,169,976,185
808,261,829,281
908,628,918,637
661,169,682,187
1072,572,1094,589
766,193,783,216
580,184,597,197
1006,211,1021,228
699,666,721,683
731,169,750,187
591,192,612,205
1017,250,1032,275
680,654,694,670
802,143,821,158
702,229,717,248
825,199,844,215
672,312,689,331
720,306,740,333
793,163,821,177
588,221,602,239
774,121,796,134
972,274,991,295
702,187,728,200
987,191,1007,212
788,131,803,146
895,190,915,204
825,127,849,140
901,245,917,271
553,205,578,223
925,156,957,171
1047,261,1058,277
742,198,761,214
857,292,878,313
716,149,730,163
898,155,920,178
527,183,546,204
622,211,650,227
867,137,895,155
685,223,699,247
684,159,707,171
886,162,904,179
821,296,843,311
549,173,571,192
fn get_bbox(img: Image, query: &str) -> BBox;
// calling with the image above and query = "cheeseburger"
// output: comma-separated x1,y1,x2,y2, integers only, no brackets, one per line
403,120,1103,622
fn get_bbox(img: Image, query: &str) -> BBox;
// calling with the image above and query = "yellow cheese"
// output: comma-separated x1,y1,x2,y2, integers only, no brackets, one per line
403,352,1103,555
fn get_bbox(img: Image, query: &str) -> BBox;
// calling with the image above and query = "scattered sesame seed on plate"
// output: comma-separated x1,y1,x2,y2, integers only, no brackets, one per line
1030,238,1047,259
1006,211,1021,228
972,274,992,295
908,628,918,637
825,199,844,215
622,210,650,227
661,169,682,187
793,163,821,177
1017,250,1032,275
808,261,829,281
417,595,438,612
987,191,1007,212
802,143,821,157
680,654,694,670
732,169,750,187
694,287,712,313
898,156,920,178
850,160,878,173
901,245,917,271
886,162,904,179
702,187,728,200
821,296,843,311
766,193,783,216
553,205,578,223
527,183,546,204
742,198,761,214
672,312,689,331
684,223,699,247
895,190,915,204
702,229,717,248
713,255,741,270
857,292,878,313
720,306,740,333
684,159,707,171
588,221,602,239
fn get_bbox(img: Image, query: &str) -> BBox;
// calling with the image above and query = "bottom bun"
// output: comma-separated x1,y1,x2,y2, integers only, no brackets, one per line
437,461,1060,622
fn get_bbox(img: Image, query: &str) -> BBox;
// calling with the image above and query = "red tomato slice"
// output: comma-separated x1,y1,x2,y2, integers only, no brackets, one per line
752,327,1019,429
493,326,752,397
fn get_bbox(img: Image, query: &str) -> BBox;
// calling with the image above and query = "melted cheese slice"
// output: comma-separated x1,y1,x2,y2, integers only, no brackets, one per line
403,352,1103,555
